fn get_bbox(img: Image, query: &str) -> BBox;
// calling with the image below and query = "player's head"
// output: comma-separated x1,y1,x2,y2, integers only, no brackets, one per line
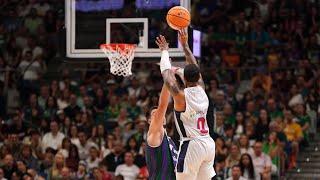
146,106,166,125
146,106,158,124
183,64,200,85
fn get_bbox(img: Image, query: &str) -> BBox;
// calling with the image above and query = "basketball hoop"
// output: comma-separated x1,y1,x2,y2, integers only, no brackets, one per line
100,44,136,77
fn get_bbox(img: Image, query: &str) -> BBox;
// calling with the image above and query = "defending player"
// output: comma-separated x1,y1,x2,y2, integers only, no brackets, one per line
145,83,178,180
155,30,216,180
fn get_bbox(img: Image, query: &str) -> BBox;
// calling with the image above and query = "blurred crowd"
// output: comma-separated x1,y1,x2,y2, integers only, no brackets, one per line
0,0,319,180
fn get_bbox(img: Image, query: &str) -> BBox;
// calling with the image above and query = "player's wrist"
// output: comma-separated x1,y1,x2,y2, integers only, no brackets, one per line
160,50,171,73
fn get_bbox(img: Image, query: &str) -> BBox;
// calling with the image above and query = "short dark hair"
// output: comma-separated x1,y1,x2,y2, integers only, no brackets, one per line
145,106,158,119
184,64,200,83
232,164,241,170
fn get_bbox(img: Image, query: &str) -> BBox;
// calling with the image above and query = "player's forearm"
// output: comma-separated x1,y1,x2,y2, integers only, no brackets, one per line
162,70,180,96
157,85,170,114
182,44,197,65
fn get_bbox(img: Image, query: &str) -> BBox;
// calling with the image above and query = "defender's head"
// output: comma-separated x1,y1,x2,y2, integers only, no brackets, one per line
146,106,166,125
183,64,200,85
146,106,158,124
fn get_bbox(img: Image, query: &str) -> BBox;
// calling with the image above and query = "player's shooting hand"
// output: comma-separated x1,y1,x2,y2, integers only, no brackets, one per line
178,28,188,46
155,35,169,51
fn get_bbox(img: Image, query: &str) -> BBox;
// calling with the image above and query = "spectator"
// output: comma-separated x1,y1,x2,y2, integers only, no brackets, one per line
263,132,281,173
250,141,273,179
69,125,80,145
1,154,17,179
215,137,228,158
18,50,42,102
99,162,113,179
8,109,28,139
226,144,241,168
18,144,39,171
102,141,124,172
60,166,71,179
100,134,115,158
244,120,257,146
77,112,93,135
5,131,22,158
125,137,139,157
57,89,70,110
47,153,65,179
43,96,57,120
65,144,80,173
90,124,106,148
126,96,141,120
234,112,245,140
93,88,108,122
64,93,81,119
214,156,229,180
122,122,136,145
75,131,98,160
294,103,310,144
251,67,272,94
255,109,270,141
58,137,72,158
239,153,260,180
76,161,89,179
41,121,65,152
27,130,43,160
131,120,147,147
226,165,247,180
38,150,54,178
239,135,254,155
215,112,225,136
24,93,43,126
267,98,283,121
283,109,303,169
0,168,6,180
86,146,101,171
16,160,27,175
224,124,235,147
38,85,49,110
115,152,139,180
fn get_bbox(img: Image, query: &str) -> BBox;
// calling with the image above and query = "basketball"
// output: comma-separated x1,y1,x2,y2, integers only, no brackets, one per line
166,6,191,30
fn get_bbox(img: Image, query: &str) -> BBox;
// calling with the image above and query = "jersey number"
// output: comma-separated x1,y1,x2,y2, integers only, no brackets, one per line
197,117,208,134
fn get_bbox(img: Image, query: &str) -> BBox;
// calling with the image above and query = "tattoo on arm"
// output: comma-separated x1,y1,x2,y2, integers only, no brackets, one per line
162,69,181,96
183,45,198,65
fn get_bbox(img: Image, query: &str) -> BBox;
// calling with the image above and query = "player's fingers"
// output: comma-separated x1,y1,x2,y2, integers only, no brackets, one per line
160,35,166,43
156,41,162,48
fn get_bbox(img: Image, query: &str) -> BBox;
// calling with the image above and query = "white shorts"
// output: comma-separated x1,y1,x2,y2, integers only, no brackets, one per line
176,136,216,180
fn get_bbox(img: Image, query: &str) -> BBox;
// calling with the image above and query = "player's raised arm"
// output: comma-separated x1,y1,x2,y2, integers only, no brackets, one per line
148,85,170,133
156,35,185,111
178,29,197,65
178,29,205,89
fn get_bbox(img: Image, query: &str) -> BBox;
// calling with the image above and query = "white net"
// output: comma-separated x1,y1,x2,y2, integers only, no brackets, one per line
100,44,135,77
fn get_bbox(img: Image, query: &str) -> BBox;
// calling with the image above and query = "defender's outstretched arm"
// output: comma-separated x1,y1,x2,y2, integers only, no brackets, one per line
156,35,185,111
148,85,170,135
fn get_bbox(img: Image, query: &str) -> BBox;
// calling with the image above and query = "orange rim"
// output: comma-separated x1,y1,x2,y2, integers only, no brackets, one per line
100,43,136,52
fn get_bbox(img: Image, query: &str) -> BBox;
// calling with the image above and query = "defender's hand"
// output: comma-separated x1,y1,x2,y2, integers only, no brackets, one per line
156,35,169,51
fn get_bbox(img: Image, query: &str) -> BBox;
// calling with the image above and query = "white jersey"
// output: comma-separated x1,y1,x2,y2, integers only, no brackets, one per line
174,85,210,138
173,86,216,179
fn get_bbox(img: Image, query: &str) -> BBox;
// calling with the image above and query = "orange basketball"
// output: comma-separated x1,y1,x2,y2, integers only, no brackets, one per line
166,6,190,30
